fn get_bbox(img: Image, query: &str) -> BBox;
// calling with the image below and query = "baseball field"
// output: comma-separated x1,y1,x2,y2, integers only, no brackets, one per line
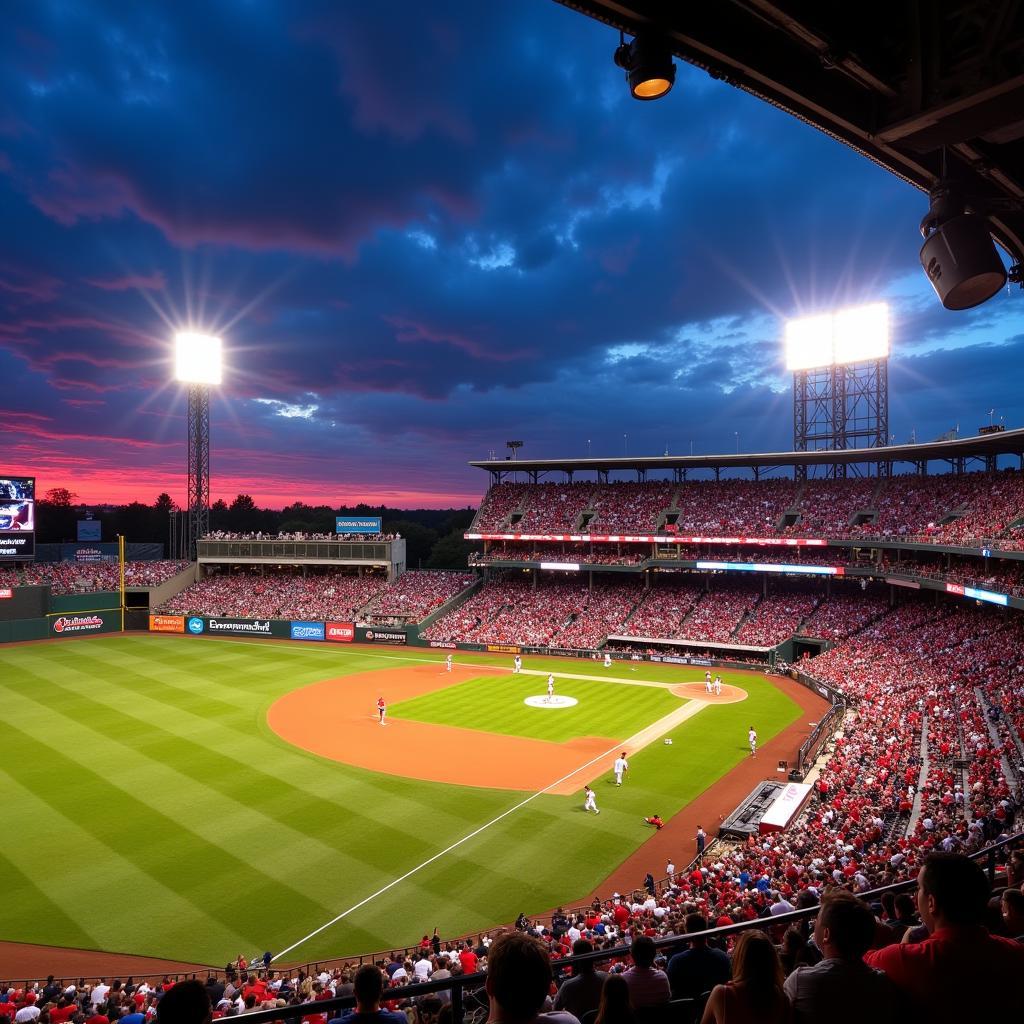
0,635,810,966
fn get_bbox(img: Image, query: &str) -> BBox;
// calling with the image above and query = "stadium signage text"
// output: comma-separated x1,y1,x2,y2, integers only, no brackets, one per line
290,620,325,641
52,614,104,635
208,617,272,635
149,614,185,633
325,621,355,642
336,517,382,534
362,628,407,645
465,532,829,547
0,587,11,599
0,533,34,559
429,641,457,649
487,643,521,654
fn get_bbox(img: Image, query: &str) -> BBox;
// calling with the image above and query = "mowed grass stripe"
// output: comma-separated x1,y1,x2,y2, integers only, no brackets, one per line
0,839,99,951
2,661,452,882
0,638,805,962
0,718,273,957
391,675,682,742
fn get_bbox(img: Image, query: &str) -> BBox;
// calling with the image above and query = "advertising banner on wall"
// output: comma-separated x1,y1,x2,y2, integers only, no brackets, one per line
50,611,120,636
290,620,325,641
486,643,521,655
336,517,382,534
183,617,291,638
149,615,185,633
358,627,407,645
325,621,355,642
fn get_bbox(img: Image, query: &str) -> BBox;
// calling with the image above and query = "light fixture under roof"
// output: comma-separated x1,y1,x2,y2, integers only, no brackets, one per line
613,33,676,101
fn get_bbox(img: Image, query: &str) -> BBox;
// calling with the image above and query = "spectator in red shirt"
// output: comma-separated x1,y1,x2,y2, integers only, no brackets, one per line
458,941,478,976
863,853,1024,1021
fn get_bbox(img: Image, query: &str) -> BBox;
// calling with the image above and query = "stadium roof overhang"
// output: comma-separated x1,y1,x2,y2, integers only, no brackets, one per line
553,0,1024,276
469,427,1024,476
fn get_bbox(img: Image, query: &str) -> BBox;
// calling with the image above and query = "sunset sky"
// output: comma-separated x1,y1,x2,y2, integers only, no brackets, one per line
2,1,1021,509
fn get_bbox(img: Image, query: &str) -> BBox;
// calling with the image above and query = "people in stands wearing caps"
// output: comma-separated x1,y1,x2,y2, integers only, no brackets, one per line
784,891,897,1024
667,913,731,1001
863,852,1024,1020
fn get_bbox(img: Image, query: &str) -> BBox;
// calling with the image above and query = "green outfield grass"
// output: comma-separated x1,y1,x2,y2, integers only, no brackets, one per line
0,637,803,965
390,673,683,741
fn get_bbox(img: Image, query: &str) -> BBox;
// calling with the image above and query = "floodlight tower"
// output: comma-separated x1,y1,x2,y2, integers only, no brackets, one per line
786,304,890,480
175,332,223,559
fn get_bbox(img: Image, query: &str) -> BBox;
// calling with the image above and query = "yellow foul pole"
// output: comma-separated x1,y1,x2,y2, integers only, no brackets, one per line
118,533,125,631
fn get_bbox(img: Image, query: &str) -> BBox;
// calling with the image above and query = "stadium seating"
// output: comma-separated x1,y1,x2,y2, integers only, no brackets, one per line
361,571,477,623
471,469,1024,544
8,560,189,594
160,570,387,620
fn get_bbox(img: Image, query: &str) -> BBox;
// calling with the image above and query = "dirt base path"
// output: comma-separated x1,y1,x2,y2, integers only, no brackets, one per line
267,663,744,796
582,671,829,900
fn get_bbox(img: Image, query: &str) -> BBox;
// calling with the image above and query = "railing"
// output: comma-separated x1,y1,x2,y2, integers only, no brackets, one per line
7,832,1020,1002
233,831,1024,1024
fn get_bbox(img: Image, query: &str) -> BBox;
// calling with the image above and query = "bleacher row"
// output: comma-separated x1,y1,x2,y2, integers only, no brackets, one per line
471,471,1024,543
422,576,881,650
159,570,477,624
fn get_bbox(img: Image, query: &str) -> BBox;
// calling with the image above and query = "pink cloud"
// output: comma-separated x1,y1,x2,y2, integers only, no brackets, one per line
85,271,167,292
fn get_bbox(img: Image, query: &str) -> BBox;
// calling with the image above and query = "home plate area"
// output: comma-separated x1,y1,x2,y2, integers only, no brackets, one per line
524,694,579,708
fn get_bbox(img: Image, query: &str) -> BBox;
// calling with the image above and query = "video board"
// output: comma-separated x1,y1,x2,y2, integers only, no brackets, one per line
0,475,36,560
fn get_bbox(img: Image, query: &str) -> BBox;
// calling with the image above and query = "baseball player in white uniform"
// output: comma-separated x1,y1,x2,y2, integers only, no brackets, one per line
603,652,612,668
748,726,758,757
445,654,453,672
713,675,722,695
705,674,713,693
613,752,629,786
513,655,522,674
583,785,599,813
547,673,555,702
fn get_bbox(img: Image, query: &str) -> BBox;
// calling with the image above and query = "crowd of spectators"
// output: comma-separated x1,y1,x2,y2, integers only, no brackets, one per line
620,582,704,638
361,573,477,624
1,561,189,594
205,532,400,542
471,469,1024,545
159,570,386,620
676,585,761,644
733,589,820,647
794,587,889,640
469,544,646,565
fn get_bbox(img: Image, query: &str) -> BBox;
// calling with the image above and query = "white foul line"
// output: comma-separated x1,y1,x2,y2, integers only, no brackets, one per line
272,737,625,962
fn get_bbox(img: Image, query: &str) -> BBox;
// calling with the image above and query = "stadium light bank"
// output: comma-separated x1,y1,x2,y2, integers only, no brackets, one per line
174,331,222,559
784,302,889,372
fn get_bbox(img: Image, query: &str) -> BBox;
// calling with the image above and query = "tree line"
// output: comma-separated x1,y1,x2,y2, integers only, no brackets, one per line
36,488,477,569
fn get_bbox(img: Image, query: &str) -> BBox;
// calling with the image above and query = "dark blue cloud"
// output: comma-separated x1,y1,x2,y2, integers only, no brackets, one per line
1,0,1021,506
